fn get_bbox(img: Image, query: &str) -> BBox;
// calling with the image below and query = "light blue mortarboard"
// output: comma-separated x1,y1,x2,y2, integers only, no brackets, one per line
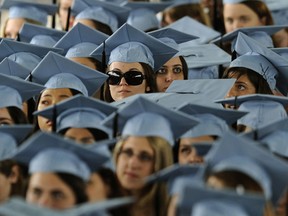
177,183,265,216
232,32,288,95
271,47,288,59
0,39,63,72
149,28,198,57
177,102,247,138
123,2,171,32
72,0,131,32
166,0,201,7
112,79,236,109
0,125,33,161
19,23,66,47
164,16,221,45
0,0,58,25
222,0,248,3
54,22,109,58
33,94,117,138
212,25,288,50
90,23,179,71
0,57,30,79
102,96,199,146
30,51,108,96
205,130,288,205
215,94,288,129
14,132,109,181
0,73,44,109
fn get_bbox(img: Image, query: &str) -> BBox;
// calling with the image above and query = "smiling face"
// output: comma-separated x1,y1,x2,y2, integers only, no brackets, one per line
108,62,150,101
223,3,265,33
37,88,73,132
116,136,154,192
156,56,184,92
26,173,76,210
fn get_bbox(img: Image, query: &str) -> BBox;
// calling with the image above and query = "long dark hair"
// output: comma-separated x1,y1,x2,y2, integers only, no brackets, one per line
59,127,109,142
7,107,28,124
56,172,88,204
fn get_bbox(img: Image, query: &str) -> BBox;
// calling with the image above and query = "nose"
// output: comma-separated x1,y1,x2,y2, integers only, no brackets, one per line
127,154,141,169
165,72,176,82
225,87,236,98
188,148,204,164
38,194,53,208
232,20,243,31
119,77,128,86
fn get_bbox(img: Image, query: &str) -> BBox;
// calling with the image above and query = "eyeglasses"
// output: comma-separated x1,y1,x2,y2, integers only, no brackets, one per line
107,70,146,86
118,148,154,163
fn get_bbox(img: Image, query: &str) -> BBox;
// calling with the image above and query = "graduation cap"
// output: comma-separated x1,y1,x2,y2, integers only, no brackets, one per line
18,23,66,47
0,58,31,79
33,94,116,137
164,16,221,45
216,94,288,129
112,79,236,110
264,0,288,25
180,43,230,69
271,47,288,59
212,25,288,49
123,2,171,32
244,118,288,158
13,132,109,181
30,51,108,96
54,22,109,58
165,0,201,7
149,28,198,57
102,95,199,146
0,125,33,161
0,198,64,216
232,32,288,95
177,183,265,216
0,73,44,109
205,130,288,205
72,0,131,32
0,39,63,72
0,0,58,25
90,23,178,71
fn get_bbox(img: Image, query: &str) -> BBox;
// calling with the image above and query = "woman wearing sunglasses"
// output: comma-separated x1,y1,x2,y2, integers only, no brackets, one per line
90,23,179,103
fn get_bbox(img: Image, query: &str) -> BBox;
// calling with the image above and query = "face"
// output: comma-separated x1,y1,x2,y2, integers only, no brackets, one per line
0,108,14,125
26,173,76,210
178,136,214,164
116,136,154,192
108,62,150,101
37,88,73,132
4,18,25,39
156,56,184,92
86,173,108,202
223,4,265,33
69,57,97,70
225,73,256,109
59,0,74,30
64,128,95,144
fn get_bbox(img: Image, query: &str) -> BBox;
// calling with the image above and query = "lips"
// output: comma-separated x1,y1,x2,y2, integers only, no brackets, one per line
124,171,138,179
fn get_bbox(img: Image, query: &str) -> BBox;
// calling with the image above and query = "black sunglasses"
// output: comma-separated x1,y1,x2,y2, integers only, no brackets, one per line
107,70,146,86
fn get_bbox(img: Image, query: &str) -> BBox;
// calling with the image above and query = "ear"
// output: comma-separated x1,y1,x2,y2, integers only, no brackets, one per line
260,17,267,25
8,165,20,184
145,85,151,93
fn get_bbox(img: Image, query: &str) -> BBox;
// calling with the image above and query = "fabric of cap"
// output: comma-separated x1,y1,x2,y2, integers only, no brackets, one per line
19,23,65,47
165,16,221,45
31,51,108,96
72,0,130,32
102,95,199,146
0,57,30,79
237,100,287,129
205,130,288,205
1,0,58,25
90,23,178,71
234,32,288,95
0,39,63,71
13,132,109,173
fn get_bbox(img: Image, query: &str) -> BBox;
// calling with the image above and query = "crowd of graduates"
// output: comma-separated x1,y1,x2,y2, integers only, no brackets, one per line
0,0,287,215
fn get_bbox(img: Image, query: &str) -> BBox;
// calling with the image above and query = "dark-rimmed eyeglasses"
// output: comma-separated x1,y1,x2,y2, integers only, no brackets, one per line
107,70,146,86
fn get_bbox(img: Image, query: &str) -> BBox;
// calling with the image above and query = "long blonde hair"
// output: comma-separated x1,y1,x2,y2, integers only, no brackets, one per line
113,136,174,216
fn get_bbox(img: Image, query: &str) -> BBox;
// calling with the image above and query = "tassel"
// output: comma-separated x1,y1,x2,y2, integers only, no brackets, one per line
65,7,71,31
101,40,106,73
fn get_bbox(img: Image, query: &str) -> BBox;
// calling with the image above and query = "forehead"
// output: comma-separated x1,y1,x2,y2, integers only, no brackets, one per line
41,88,73,97
162,56,182,67
122,136,154,153
224,3,258,17
109,62,144,71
